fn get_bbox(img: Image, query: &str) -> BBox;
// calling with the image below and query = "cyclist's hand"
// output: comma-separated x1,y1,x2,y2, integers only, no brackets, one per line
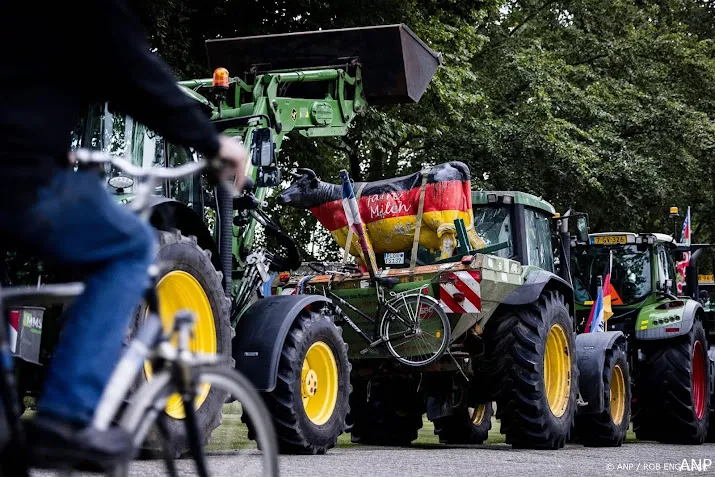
217,134,248,193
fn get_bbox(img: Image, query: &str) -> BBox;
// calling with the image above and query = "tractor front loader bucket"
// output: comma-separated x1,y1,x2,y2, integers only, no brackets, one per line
205,24,442,105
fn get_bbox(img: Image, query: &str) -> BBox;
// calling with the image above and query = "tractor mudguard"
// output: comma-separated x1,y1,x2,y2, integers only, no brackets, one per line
635,299,701,341
575,330,626,415
708,348,715,407
232,295,331,392
501,268,573,307
144,196,222,276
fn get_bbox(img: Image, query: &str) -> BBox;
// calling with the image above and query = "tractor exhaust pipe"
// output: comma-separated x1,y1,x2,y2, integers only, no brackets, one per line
686,248,703,299
217,186,234,296
559,210,572,283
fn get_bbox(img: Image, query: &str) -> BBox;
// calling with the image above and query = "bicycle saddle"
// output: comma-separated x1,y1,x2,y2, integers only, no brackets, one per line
372,276,400,288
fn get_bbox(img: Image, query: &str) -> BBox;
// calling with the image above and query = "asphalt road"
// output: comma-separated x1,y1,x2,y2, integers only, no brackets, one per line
37,442,714,477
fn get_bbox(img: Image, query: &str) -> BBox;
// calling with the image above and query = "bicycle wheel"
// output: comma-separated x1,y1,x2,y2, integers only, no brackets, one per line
113,366,279,477
381,293,450,366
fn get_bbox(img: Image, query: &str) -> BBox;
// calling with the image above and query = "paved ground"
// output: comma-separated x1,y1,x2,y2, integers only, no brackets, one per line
27,412,715,476
36,442,714,477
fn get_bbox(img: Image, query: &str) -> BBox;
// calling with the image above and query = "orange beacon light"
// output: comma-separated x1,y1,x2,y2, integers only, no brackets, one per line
213,67,230,89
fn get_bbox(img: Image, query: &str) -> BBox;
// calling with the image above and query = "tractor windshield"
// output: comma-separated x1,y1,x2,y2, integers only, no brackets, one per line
472,206,513,259
71,104,202,208
700,284,715,307
571,245,652,306
71,104,166,194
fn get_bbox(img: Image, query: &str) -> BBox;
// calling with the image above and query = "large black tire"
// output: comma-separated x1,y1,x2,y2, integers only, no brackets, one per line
349,378,424,446
433,401,493,444
633,320,710,444
247,309,351,454
574,345,630,447
133,229,232,457
486,290,578,449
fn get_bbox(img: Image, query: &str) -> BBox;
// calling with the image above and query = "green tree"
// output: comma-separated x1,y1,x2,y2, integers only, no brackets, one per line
131,0,715,259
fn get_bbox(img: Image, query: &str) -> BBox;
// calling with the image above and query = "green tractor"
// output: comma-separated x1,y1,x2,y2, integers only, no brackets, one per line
6,25,441,455
698,273,715,320
570,231,715,444
276,190,619,449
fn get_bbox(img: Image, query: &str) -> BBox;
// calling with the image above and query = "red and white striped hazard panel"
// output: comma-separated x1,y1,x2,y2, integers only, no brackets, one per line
8,310,19,353
438,270,481,314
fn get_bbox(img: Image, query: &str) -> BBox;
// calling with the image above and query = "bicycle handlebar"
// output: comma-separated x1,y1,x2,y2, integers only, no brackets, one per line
71,149,208,181
70,149,238,199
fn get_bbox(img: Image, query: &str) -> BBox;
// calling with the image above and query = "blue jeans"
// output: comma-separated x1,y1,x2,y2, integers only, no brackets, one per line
0,169,155,425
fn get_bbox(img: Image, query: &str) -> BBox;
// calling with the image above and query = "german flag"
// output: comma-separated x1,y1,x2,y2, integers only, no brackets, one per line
311,174,475,255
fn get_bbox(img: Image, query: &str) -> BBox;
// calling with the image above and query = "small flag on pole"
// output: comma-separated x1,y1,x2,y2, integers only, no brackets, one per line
675,206,691,296
585,250,614,333
339,170,378,277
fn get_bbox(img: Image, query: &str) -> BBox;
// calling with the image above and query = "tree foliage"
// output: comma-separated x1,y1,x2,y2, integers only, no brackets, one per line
133,0,715,260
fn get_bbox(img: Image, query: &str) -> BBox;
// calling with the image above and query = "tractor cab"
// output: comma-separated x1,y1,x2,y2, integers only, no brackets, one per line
698,274,715,340
699,274,715,309
570,232,693,335
469,191,556,272
374,190,557,272
70,103,207,216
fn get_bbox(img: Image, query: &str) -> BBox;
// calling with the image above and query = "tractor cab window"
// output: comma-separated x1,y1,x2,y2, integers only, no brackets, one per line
167,144,203,216
524,208,555,272
657,245,677,294
702,285,715,305
472,206,513,259
572,245,652,305
105,112,166,197
103,108,163,166
74,104,166,197
70,103,103,150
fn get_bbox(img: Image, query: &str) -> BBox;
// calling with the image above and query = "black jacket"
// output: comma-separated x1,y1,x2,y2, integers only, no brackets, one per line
0,0,220,202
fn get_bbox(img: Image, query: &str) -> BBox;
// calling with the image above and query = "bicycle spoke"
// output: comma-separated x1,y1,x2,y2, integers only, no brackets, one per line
398,294,417,324
391,313,415,329
389,339,410,349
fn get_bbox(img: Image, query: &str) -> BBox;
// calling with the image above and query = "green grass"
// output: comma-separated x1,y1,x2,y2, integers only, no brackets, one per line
335,417,506,448
209,403,506,451
208,404,639,451
207,402,256,451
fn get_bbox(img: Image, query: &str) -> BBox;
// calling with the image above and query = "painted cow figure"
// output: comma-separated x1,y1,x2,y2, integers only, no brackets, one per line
278,161,486,260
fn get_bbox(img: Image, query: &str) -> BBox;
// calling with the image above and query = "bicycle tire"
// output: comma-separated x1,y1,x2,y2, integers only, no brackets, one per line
111,365,279,477
381,293,450,367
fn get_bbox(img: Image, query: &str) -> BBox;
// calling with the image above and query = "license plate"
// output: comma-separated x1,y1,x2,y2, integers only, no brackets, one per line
591,235,627,245
384,252,405,265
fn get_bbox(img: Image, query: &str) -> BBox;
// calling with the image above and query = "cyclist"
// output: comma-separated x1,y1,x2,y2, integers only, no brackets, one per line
0,0,246,468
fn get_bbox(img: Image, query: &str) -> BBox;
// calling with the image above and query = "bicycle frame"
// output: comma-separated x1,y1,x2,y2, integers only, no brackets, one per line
0,151,226,477
0,253,164,476
319,274,431,352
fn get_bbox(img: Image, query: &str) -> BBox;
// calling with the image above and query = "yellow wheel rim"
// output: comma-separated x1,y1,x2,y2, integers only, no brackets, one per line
543,323,571,418
610,364,626,425
144,270,217,420
301,341,338,425
470,404,487,425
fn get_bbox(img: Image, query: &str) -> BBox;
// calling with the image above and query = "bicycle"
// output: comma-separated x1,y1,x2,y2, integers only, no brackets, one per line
0,149,279,477
305,262,450,367
229,179,302,328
